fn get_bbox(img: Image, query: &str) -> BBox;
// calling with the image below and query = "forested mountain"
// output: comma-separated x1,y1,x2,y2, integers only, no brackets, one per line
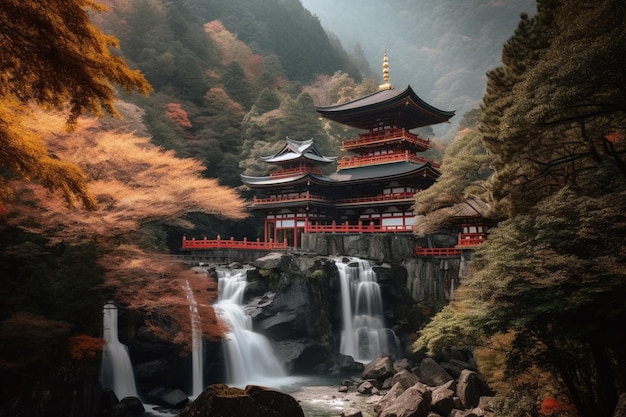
300,0,536,138
89,0,387,241
94,0,367,192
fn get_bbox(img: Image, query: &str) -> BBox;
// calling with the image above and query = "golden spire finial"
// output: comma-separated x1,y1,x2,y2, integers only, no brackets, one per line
379,49,394,91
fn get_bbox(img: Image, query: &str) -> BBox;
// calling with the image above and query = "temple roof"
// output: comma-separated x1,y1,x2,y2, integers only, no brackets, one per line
241,161,439,188
328,161,439,183
315,85,455,130
261,138,336,164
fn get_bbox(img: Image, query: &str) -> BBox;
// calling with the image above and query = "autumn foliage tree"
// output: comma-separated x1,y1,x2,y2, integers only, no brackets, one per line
3,104,247,350
5,105,246,241
0,0,151,206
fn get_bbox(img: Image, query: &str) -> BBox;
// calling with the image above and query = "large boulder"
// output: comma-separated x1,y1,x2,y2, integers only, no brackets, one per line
375,382,406,414
361,355,395,380
178,384,304,417
379,383,431,417
391,369,420,390
431,384,455,416
456,369,482,409
419,357,454,387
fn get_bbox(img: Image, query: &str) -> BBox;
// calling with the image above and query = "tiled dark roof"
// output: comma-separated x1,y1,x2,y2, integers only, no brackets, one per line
315,86,454,130
241,161,439,187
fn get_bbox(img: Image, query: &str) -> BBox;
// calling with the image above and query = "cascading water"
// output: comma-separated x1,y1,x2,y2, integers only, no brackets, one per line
336,258,400,363
213,269,287,387
101,303,139,399
182,280,203,398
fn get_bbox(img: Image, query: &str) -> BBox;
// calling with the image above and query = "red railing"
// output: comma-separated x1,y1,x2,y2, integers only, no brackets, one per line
415,246,461,258
304,220,413,233
252,191,417,206
338,151,440,169
181,236,288,250
342,128,430,151
270,165,322,178
457,233,486,247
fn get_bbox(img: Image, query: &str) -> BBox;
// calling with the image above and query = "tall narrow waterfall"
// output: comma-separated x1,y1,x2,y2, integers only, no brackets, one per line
336,258,400,363
182,281,203,398
101,303,139,399
214,269,287,387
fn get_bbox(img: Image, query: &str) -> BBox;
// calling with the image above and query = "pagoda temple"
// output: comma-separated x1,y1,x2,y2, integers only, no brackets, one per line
241,52,455,248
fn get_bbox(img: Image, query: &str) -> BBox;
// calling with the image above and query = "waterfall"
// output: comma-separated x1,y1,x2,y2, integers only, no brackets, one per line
101,303,139,399
214,269,287,387
336,258,400,363
182,281,203,398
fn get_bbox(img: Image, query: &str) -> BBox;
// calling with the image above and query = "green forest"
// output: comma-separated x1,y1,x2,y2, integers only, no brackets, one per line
0,0,625,416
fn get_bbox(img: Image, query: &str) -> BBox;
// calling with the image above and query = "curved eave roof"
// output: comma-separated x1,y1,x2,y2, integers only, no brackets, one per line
261,138,336,164
261,153,335,164
315,86,455,130
241,173,329,187
241,161,440,188
328,161,440,183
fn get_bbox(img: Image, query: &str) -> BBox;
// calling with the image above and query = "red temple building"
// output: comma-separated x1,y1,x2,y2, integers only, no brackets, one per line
240,53,455,248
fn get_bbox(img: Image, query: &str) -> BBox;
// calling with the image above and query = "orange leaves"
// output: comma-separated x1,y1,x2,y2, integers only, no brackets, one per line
204,19,265,79
166,103,192,128
69,334,106,360
540,397,579,416
0,0,151,208
5,105,247,242
204,20,225,33
606,131,624,144
101,245,228,350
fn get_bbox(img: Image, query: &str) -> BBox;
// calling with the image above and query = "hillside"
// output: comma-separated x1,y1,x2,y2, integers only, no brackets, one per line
300,0,536,139
94,0,533,240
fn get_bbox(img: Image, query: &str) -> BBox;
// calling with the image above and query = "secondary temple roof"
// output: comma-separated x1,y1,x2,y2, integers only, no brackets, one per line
240,160,438,188
260,138,336,164
315,85,455,130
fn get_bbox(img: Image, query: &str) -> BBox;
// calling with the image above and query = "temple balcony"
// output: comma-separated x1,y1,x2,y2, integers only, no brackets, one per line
335,191,416,206
252,191,329,205
251,191,416,207
456,233,486,248
269,165,322,178
341,128,430,152
337,150,441,169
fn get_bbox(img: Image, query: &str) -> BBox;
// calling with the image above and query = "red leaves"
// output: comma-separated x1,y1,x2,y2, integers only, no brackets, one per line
540,397,579,416
166,103,192,128
68,334,105,360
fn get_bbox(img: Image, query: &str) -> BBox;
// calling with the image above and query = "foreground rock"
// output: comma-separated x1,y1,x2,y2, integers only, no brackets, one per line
178,384,304,417
343,354,493,417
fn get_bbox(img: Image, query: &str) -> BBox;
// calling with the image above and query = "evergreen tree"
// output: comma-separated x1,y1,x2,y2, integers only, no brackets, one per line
417,2,626,416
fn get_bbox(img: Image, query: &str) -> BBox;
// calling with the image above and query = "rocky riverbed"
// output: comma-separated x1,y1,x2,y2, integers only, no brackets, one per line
290,383,378,417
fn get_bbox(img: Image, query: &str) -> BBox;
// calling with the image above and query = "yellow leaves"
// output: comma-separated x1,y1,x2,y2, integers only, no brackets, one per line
0,0,152,207
0,99,96,209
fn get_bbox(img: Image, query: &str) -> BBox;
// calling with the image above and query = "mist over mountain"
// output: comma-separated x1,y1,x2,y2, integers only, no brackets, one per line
299,0,536,138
